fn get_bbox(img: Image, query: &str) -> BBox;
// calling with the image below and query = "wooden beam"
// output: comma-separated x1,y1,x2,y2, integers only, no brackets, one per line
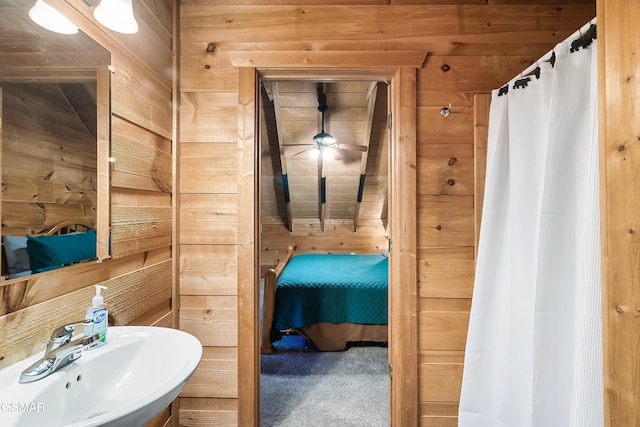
260,68,398,81
389,67,418,426
269,82,294,232
353,82,378,232
354,174,365,233
228,51,427,69
237,67,259,427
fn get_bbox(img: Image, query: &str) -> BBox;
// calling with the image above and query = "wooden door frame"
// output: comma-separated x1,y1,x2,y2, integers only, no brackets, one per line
236,62,418,427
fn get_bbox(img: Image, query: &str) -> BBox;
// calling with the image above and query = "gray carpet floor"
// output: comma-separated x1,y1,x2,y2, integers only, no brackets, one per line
260,335,389,427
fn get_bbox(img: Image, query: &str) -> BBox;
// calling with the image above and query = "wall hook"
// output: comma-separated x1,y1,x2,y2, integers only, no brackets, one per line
440,103,452,117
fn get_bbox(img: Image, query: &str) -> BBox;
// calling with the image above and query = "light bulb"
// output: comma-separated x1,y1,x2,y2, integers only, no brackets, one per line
308,148,320,160
29,0,79,35
93,0,139,34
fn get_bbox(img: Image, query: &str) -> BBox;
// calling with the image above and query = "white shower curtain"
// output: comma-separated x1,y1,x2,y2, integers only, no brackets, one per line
459,30,602,427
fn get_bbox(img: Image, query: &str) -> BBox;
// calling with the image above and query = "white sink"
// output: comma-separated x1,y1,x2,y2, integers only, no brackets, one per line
0,326,202,427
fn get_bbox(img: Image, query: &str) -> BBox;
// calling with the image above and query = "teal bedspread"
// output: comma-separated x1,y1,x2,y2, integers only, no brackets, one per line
273,253,388,330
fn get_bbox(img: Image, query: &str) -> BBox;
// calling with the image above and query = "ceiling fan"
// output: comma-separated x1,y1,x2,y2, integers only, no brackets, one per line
291,83,369,160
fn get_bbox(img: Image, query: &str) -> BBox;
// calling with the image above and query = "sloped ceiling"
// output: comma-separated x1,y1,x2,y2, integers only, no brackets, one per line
261,80,388,232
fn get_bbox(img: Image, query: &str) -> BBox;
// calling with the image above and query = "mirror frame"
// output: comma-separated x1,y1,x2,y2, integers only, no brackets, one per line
95,65,111,263
0,29,111,281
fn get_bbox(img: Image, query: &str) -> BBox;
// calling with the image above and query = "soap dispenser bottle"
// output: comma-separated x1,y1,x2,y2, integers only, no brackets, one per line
85,285,108,349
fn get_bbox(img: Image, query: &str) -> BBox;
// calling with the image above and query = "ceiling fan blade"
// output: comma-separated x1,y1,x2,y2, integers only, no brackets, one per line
336,143,368,152
332,147,344,160
291,146,316,157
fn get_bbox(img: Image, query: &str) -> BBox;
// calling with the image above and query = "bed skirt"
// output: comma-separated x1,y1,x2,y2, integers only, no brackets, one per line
297,322,388,351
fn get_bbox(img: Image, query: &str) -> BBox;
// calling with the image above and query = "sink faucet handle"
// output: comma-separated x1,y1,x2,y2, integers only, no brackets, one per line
47,320,92,351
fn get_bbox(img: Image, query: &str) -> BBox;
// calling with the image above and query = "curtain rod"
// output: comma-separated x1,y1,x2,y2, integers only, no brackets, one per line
505,17,597,87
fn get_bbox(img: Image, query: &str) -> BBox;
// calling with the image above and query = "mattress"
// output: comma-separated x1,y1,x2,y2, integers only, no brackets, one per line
273,253,388,330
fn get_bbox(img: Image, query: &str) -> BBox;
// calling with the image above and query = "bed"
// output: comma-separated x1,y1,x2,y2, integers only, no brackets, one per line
261,246,389,354
2,220,97,278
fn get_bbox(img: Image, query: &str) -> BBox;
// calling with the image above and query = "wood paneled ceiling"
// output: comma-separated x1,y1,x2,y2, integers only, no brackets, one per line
260,80,388,232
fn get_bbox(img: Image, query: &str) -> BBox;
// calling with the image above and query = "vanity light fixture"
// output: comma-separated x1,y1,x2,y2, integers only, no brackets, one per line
29,0,79,35
91,0,139,35
29,0,139,35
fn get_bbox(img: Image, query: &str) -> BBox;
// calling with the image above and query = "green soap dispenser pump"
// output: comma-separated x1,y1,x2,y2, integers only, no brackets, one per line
85,285,108,349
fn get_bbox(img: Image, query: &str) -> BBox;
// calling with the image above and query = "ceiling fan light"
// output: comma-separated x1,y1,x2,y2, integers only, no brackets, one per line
322,147,336,161
29,0,79,35
93,0,139,34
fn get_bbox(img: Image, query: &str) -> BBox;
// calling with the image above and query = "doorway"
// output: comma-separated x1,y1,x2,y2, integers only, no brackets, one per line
258,78,390,425
236,65,418,426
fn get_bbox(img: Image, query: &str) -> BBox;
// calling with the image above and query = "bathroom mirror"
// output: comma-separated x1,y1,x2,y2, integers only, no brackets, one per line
0,1,111,279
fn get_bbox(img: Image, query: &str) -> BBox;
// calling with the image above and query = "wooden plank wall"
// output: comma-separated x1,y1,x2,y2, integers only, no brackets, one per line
0,0,174,426
416,86,476,425
179,1,595,425
260,220,389,273
597,1,640,426
178,22,242,427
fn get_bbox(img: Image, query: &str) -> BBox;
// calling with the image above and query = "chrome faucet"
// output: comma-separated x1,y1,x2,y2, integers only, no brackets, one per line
18,320,100,384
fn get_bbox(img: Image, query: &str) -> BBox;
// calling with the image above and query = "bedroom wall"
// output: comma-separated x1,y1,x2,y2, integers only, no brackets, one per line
260,221,389,273
0,0,174,425
1,83,97,236
178,1,595,425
